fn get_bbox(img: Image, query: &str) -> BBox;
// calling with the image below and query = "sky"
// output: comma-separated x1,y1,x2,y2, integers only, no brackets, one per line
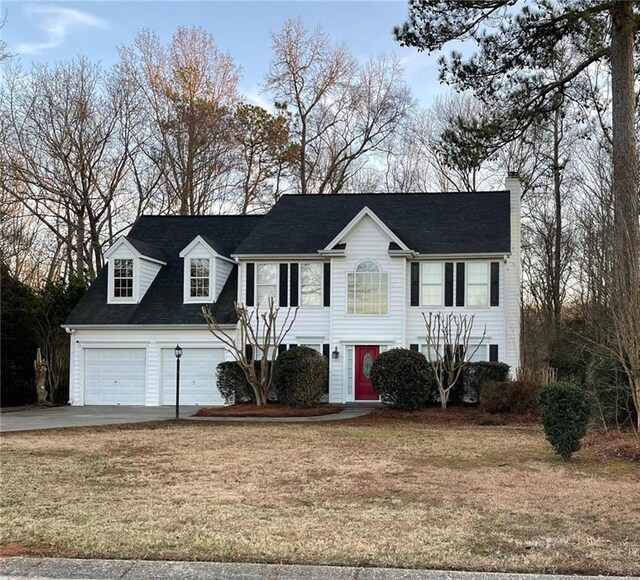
0,0,451,108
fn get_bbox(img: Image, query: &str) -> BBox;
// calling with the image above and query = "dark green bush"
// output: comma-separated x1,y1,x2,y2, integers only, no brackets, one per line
216,361,274,404
463,361,510,403
370,348,435,411
539,381,590,460
480,380,540,414
273,346,328,408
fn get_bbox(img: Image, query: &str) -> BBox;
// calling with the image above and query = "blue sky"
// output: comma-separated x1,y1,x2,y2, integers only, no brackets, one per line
1,1,450,107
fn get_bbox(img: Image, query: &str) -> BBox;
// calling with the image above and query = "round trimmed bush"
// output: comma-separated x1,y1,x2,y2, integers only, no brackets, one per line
370,348,435,411
539,381,590,460
273,346,328,408
216,361,274,404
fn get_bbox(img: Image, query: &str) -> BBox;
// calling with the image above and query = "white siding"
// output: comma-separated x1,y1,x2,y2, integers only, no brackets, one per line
504,176,522,376
406,260,506,365
215,257,233,300
69,327,229,406
329,216,406,402
139,259,162,299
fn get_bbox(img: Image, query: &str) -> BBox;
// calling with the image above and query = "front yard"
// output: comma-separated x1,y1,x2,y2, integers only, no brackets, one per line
1,414,639,575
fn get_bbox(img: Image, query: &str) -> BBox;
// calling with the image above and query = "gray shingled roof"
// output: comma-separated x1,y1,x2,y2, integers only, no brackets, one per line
66,192,512,327
65,216,262,326
234,192,511,255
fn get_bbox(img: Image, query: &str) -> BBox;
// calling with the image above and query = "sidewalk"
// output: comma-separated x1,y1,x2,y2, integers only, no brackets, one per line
1,558,636,580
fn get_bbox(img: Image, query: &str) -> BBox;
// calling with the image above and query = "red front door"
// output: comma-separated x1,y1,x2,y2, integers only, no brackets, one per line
355,346,380,401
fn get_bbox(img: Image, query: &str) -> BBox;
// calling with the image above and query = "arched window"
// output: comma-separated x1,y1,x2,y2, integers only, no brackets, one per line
347,260,389,314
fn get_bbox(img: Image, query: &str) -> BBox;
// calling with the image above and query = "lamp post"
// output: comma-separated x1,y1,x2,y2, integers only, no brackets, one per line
174,344,182,420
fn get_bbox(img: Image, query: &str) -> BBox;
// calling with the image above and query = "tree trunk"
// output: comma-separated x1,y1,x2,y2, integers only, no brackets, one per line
552,104,563,324
611,1,640,431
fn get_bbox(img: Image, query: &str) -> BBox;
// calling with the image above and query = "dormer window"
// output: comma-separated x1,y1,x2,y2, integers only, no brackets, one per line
190,258,210,298
113,259,134,298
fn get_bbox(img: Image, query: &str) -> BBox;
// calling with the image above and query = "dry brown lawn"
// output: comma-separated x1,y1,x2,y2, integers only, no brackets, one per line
1,417,639,575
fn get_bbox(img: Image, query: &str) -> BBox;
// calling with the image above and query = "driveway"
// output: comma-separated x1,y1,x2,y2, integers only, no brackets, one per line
0,405,199,433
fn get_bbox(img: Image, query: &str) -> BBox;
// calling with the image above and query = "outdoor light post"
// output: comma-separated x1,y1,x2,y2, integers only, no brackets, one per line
174,344,182,420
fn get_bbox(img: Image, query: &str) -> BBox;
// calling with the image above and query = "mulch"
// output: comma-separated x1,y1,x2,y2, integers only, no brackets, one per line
584,429,640,462
194,403,343,418
350,406,539,427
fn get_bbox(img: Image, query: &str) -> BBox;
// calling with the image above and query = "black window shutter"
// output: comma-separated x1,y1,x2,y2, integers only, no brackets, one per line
323,263,331,306
490,262,500,306
245,344,253,361
410,262,420,306
323,344,330,359
245,263,255,306
289,263,299,307
279,263,288,307
456,263,465,307
444,263,454,307
278,344,287,355
489,344,499,362
409,343,419,352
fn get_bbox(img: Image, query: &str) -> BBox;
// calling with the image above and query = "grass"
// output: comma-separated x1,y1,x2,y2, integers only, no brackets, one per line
1,413,639,575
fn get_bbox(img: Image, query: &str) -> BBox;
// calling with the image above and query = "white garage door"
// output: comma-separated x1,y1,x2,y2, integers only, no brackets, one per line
161,348,225,406
84,348,146,405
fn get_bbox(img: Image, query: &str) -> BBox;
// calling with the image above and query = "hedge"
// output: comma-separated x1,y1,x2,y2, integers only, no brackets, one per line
273,346,328,408
480,380,540,414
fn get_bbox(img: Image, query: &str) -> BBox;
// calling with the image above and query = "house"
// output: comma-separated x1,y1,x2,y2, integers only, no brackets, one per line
63,175,521,406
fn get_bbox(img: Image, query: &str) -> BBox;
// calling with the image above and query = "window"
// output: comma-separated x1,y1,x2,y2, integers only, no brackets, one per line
256,264,277,307
300,263,322,307
113,259,133,298
347,260,388,315
190,258,210,298
420,344,438,362
421,263,442,306
466,344,488,362
467,262,489,306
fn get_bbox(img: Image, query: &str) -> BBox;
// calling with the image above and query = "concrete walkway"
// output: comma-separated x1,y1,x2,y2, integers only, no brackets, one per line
0,406,370,433
0,558,636,580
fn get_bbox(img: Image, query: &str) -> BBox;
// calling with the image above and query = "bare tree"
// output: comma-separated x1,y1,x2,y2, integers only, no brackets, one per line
422,312,486,409
119,27,240,215
202,299,298,406
266,19,413,194
1,58,138,281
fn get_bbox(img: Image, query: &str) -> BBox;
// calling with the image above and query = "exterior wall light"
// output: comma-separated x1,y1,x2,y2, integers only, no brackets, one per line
332,347,339,359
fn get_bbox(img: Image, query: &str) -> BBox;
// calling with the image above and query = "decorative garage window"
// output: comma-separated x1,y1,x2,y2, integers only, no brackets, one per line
421,263,443,306
300,263,322,307
190,258,210,298
347,260,389,315
256,264,277,307
467,262,489,306
113,259,134,298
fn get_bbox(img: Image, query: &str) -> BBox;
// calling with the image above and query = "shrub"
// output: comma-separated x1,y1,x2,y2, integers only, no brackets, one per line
480,380,540,414
464,361,510,403
539,381,590,460
216,361,274,404
370,348,435,411
273,346,328,408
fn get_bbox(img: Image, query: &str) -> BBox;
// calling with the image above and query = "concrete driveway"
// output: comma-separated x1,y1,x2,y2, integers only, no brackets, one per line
0,405,200,433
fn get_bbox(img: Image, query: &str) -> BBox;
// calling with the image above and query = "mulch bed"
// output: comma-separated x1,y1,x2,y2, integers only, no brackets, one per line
584,429,640,462
194,403,343,418
350,406,539,427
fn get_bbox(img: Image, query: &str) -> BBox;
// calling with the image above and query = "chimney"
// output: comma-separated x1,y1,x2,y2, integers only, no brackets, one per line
504,171,521,376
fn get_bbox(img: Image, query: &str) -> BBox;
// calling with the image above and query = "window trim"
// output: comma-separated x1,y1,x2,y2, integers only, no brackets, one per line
420,262,444,307
182,251,215,304
466,262,490,308
299,262,323,308
346,259,389,316
113,258,135,300
108,256,138,304
255,262,279,309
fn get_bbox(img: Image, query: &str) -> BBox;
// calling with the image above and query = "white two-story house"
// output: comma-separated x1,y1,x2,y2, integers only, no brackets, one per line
64,175,521,406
